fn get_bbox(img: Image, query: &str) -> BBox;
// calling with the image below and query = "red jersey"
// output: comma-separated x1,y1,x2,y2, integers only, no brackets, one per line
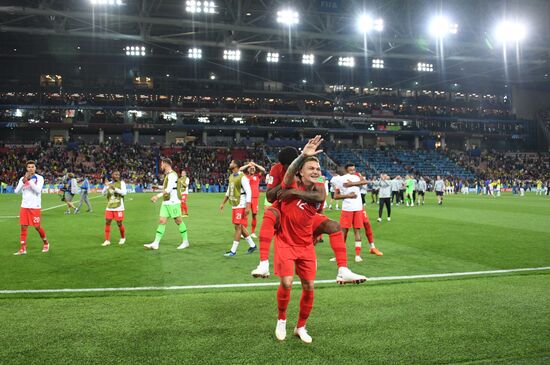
248,173,262,198
266,163,286,209
277,180,322,246
267,163,286,190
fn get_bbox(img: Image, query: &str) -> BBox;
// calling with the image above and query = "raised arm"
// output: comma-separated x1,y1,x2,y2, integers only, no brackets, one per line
283,135,323,186
252,162,266,174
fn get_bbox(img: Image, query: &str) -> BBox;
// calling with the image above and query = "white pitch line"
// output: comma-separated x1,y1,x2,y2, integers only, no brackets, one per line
0,195,103,219
0,266,548,295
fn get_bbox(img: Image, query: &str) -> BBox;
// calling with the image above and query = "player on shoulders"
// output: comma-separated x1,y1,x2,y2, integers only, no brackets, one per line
251,150,366,285
273,135,323,343
101,171,127,247
13,160,49,255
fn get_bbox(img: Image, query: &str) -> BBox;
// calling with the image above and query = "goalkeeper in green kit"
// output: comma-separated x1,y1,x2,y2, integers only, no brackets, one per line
144,157,190,250
405,175,415,207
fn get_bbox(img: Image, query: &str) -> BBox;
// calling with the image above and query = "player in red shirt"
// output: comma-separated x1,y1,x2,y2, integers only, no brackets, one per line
239,161,266,237
251,150,367,284
274,136,324,343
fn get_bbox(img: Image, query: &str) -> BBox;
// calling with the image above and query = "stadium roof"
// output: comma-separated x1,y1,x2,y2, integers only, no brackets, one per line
0,0,549,91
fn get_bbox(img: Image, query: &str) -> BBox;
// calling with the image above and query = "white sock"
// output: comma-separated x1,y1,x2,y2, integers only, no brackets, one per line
369,242,375,249
245,236,256,247
260,259,269,268
338,266,349,274
230,241,239,253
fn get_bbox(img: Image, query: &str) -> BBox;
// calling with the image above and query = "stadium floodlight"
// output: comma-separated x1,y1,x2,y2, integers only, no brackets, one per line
185,1,216,14
357,15,384,33
338,57,355,68
223,49,241,61
124,46,146,56
188,48,202,59
494,20,527,43
417,62,434,72
302,54,315,65
91,0,124,5
428,16,458,38
276,9,299,26
266,52,279,63
372,58,384,69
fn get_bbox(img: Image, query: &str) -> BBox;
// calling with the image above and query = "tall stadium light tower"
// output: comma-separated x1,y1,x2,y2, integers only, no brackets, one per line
357,15,384,34
276,9,299,26
494,20,528,82
494,21,527,44
428,15,457,74
428,16,458,38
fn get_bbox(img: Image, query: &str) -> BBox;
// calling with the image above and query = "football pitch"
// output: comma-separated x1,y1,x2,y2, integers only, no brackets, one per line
0,193,548,364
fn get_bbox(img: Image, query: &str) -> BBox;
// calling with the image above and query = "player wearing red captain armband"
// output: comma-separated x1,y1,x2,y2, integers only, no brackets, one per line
273,135,325,343
239,161,266,238
251,150,367,285
13,160,49,255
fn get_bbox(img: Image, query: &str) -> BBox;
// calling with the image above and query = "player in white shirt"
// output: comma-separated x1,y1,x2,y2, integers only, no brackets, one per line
101,171,127,247
64,173,79,214
328,171,343,210
13,160,49,255
390,176,402,205
220,160,256,256
434,176,445,205
416,177,427,205
145,158,190,250
334,164,383,262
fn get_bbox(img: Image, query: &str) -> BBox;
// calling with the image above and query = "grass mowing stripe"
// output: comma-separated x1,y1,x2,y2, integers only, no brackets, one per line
0,195,103,219
1,266,548,295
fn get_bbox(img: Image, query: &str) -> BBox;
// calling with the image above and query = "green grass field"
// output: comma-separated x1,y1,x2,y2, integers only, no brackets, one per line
0,192,549,364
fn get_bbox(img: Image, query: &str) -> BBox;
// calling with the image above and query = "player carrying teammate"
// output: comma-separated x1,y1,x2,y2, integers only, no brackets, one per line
13,160,49,255
240,161,266,238
334,164,383,262
101,171,127,246
220,160,257,256
274,135,323,343
178,170,190,217
144,158,190,250
251,149,366,284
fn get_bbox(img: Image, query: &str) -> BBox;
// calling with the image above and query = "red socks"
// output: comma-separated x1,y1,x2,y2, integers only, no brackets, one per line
119,224,125,238
277,285,291,320
181,202,188,215
259,209,277,261
20,226,28,250
251,215,257,234
297,289,314,328
329,232,348,268
363,220,374,244
355,244,362,256
104,224,111,241
36,227,48,245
